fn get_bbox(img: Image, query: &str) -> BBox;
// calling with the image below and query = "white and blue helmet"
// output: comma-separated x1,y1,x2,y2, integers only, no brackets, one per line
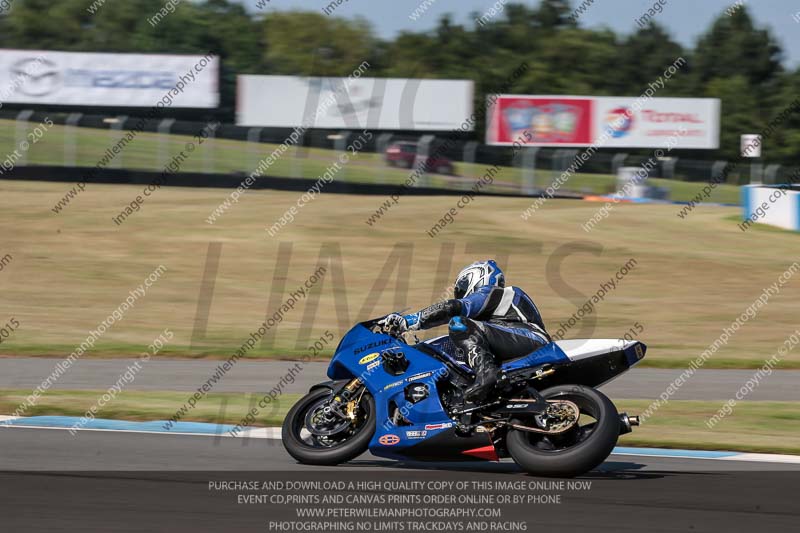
454,260,505,299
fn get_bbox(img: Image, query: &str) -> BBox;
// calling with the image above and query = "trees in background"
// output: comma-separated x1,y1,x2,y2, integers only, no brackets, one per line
0,0,796,162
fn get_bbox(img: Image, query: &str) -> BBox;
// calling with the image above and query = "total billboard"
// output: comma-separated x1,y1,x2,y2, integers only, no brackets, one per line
237,75,474,130
0,49,219,108
486,95,720,149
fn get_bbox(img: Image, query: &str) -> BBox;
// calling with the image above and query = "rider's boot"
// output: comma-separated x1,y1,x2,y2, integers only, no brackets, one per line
463,345,498,403
449,316,499,404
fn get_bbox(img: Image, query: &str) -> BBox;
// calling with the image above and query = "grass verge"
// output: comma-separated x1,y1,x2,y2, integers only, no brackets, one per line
1,182,797,367
617,399,800,455
0,388,299,427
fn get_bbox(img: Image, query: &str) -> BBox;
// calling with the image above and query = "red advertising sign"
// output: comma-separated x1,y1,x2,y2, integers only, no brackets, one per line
487,96,594,146
487,95,720,148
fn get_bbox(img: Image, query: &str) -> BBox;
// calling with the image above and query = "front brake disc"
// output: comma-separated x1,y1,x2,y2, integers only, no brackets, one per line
304,400,351,437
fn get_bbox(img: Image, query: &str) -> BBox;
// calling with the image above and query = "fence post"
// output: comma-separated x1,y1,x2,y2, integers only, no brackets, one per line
247,127,263,171
109,116,128,168
376,133,393,155
416,134,435,187
462,141,479,189
521,146,540,195
611,153,628,176
711,160,728,185
463,141,478,167
291,132,306,178
157,119,175,169
64,113,83,167
750,161,763,184
334,130,352,182
375,133,393,183
203,123,215,174
765,164,780,185
15,110,34,165
662,157,678,181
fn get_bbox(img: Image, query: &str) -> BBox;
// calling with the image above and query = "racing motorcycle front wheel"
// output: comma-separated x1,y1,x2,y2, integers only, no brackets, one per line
282,386,375,465
505,384,619,478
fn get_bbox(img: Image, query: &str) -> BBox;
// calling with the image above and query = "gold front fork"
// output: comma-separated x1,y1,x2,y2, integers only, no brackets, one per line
335,378,364,421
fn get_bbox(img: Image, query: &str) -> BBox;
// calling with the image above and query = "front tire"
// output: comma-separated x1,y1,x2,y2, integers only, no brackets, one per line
282,388,375,465
506,385,619,477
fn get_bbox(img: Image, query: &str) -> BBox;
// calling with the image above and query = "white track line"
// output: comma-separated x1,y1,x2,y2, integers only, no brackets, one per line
0,424,279,439
719,453,800,464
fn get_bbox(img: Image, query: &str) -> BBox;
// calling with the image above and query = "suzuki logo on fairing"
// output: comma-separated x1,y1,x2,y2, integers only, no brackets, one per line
354,339,390,355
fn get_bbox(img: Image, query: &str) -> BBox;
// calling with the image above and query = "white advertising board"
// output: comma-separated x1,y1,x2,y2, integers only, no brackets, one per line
0,49,219,108
237,75,474,130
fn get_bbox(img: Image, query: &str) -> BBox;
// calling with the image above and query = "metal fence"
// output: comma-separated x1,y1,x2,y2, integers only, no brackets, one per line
3,110,797,205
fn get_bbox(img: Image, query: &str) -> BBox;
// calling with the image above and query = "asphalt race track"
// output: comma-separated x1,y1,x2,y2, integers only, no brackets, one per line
3,358,799,532
1,426,799,532
3,359,799,531
4,425,800,472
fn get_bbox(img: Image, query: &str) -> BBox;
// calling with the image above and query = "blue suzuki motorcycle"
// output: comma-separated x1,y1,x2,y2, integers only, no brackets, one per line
282,315,645,477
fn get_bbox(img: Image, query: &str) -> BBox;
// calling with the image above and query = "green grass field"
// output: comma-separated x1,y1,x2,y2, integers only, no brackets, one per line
2,388,796,454
616,399,800,454
0,388,296,427
0,180,796,367
2,119,743,204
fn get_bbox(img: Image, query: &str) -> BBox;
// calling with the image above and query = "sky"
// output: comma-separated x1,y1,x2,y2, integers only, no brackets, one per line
240,0,800,68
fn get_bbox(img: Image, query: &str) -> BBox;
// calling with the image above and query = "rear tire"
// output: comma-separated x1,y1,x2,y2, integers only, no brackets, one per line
282,389,375,466
506,385,619,477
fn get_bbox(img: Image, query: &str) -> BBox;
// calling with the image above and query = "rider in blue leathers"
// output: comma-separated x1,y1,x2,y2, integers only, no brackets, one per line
380,260,550,403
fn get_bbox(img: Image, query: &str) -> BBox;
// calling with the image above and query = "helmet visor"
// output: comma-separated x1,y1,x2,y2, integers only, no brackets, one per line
454,275,471,299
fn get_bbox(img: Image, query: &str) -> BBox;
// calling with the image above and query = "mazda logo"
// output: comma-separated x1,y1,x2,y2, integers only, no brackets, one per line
10,57,60,97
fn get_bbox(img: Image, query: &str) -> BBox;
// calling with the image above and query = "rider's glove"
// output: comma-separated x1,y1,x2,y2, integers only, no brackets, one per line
404,313,420,331
378,313,408,335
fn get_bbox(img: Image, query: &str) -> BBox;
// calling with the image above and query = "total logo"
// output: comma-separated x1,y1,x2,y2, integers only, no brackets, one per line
605,107,634,138
378,434,400,446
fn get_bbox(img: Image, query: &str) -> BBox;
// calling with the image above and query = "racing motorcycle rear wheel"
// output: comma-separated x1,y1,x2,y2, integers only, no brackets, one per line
282,388,375,465
506,384,619,478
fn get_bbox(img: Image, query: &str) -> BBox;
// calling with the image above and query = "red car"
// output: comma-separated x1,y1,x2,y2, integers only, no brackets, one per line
384,141,454,175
